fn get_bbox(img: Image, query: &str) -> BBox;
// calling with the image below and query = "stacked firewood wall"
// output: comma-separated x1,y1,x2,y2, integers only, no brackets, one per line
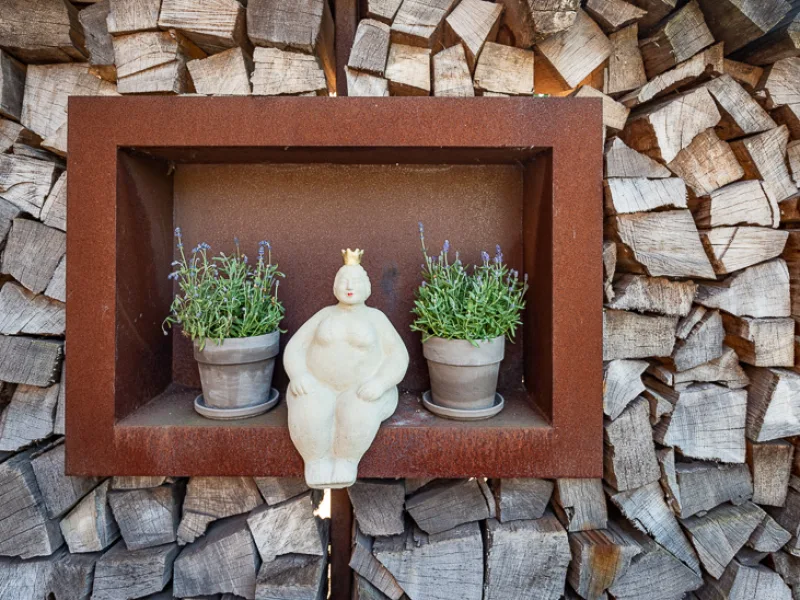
1,0,800,598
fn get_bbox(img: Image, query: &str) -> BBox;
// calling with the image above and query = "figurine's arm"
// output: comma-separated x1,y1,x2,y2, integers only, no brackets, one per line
357,311,409,401
284,308,328,395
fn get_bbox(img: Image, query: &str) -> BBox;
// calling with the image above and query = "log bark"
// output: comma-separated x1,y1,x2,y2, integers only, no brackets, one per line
0,335,62,386
187,47,251,95
443,0,503,71
60,479,120,553
553,478,608,532
158,0,249,55
0,383,59,451
731,126,797,204
30,441,100,519
746,367,800,441
604,398,661,492
246,492,326,562
406,478,493,534
724,57,764,90
701,226,789,275
473,42,533,95
723,315,795,367
694,180,779,228
748,439,794,506
488,478,553,522
695,259,790,318
108,482,182,550
178,476,263,545
0,0,86,63
347,479,405,537
384,43,431,96
602,309,678,361
390,0,460,48
0,282,65,336
91,540,178,600
603,359,648,420
606,24,646,95
432,44,474,97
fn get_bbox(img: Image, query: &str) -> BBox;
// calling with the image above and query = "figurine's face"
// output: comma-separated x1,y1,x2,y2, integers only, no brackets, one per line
334,265,371,305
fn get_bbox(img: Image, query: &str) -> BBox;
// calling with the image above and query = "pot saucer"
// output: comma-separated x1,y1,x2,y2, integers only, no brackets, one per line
194,388,279,420
422,390,505,421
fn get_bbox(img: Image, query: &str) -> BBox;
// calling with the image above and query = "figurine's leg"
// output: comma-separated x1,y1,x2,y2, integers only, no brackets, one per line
287,387,336,489
330,386,399,487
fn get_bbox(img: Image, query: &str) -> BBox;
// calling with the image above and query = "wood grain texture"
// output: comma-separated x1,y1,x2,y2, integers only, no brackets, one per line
567,527,641,599
649,345,750,390
603,359,647,419
348,19,391,76
668,129,744,197
251,46,328,95
671,307,725,372
731,126,797,204
473,41,533,95
178,476,263,545
348,479,405,537
554,478,608,532
723,314,794,367
699,559,793,599
30,442,100,519
696,259,790,318
158,0,248,55
346,67,390,96
603,309,678,361
606,24,646,96
406,478,493,534
246,492,325,562
604,137,671,179
0,154,60,218
349,526,404,600
0,282,64,336
92,540,178,600
497,0,578,47
0,383,59,451
432,44,474,96
60,479,120,553
0,0,86,63
253,477,309,504
694,180,779,228
0,50,25,120
573,85,630,132
108,483,182,550
106,0,160,34
696,0,792,55
701,226,789,275
390,0,460,48
536,9,610,88
0,335,62,386
256,550,328,600
608,275,696,317
443,0,502,70
746,367,800,441
604,398,660,492
748,439,794,506
384,43,431,95
489,478,553,522
78,0,114,79
604,177,686,215
585,0,645,34
187,47,251,95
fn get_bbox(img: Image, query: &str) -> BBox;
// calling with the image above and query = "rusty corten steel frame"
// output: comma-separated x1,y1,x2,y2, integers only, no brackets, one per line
66,97,603,481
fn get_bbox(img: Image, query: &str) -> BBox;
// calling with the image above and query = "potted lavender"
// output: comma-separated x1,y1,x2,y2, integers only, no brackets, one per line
164,229,285,419
411,224,528,420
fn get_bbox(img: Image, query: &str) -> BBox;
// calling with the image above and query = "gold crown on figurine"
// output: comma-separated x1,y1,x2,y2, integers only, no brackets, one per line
341,248,364,266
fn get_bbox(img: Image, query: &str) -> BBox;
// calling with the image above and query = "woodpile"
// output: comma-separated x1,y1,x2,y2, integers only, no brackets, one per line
0,0,799,598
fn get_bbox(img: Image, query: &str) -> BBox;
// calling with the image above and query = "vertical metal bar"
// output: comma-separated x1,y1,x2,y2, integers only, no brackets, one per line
334,0,359,96
329,488,354,599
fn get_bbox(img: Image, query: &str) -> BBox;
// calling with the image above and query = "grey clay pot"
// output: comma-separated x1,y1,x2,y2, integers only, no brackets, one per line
193,331,280,409
423,335,505,410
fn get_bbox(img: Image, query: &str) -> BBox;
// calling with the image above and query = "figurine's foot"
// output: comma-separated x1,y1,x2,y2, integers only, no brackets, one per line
304,459,337,490
326,459,358,489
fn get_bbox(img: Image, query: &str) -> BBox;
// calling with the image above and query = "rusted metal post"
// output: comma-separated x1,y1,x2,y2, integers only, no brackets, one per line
330,489,354,600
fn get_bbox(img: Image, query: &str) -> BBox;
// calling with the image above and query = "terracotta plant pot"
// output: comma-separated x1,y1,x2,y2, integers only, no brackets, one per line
194,331,280,410
423,336,505,411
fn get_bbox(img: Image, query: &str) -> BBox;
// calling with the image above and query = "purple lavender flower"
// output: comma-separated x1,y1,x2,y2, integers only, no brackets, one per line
168,272,179,280
443,240,450,253
174,227,182,237
481,251,490,263
494,244,503,264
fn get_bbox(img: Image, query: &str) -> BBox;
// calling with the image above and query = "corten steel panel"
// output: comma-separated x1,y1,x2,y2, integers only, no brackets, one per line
66,97,603,478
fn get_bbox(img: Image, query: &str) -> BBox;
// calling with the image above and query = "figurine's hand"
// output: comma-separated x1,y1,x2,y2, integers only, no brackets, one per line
290,374,317,397
357,379,385,402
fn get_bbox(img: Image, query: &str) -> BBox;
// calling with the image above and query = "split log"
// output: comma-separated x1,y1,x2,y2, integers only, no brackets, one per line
748,512,791,552
354,574,394,600
92,540,178,600
694,180,779,228
681,502,766,578
699,560,792,599
0,549,91,600
0,0,86,63
667,129,744,197
724,58,764,90
0,448,63,558
106,0,160,34
2,219,66,294
602,309,677,361
346,68,389,97
731,126,797,204
0,154,60,218
21,63,117,155
0,283,65,336
628,0,677,34
695,259,790,318
348,19,391,76
367,0,403,24
784,229,800,324
607,481,701,574
178,476,263,545
553,478,608,531
30,442,100,519
473,42,533,95
406,478,492,534
49,550,98,600
108,483,182,550
651,381,747,463
639,1,714,79
658,448,752,519
574,85,630,133
585,0,645,34
649,346,750,390
0,51,25,121
111,476,168,490
696,0,791,55
606,25,647,96
187,47,251,95
347,479,405,537
671,307,725,372
567,528,641,600
603,359,647,419
443,0,503,71
1,199,22,249
607,519,703,600
604,398,661,492
246,0,334,92
723,315,794,367
174,514,259,599
0,383,59,451
488,478,553,522
158,0,249,55
746,367,800,441
701,226,789,275
252,47,328,96
604,240,616,302
349,527,404,600
256,551,328,600
620,43,724,108
496,0,578,47
735,11,800,66
621,88,721,164
704,74,777,140
53,364,64,435
774,105,800,141
607,275,695,317
536,9,611,88
0,335,62,386
604,137,671,179
0,119,38,154
484,515,570,600
770,551,800,588
770,476,800,555
246,492,325,562
253,477,309,504
789,140,800,185
60,480,120,553
759,58,800,108
41,170,66,232
390,0,459,48
748,440,794,507
432,44,474,97
613,210,716,279
78,0,115,81
114,30,205,95
384,43,431,96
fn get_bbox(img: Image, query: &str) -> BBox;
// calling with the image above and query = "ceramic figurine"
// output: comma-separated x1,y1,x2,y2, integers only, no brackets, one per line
284,249,409,489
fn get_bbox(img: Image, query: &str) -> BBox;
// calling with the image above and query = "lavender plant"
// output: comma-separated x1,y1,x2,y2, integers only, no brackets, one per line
411,223,529,345
163,228,285,349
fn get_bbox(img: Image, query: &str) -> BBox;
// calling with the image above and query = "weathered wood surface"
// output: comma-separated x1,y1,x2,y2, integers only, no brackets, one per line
0,383,59,451
724,58,764,91
473,41,533,95
0,50,25,121
585,0,645,34
489,478,553,522
747,511,791,552
694,180,779,228
348,19,391,76
349,526,404,600
746,367,800,441
373,522,484,600
256,550,328,600
406,478,493,534
705,74,777,140
92,540,178,600
536,9,610,88
701,226,789,275
608,275,695,317
444,0,503,70
106,0,161,34
0,154,60,218
553,478,608,531
770,476,800,556
699,559,793,600
603,359,647,419
667,129,744,197
1,219,65,295
246,492,325,562
606,24,647,95
759,58,800,109
604,177,687,215
724,315,795,367
40,170,66,232
731,126,797,204
111,476,167,490
108,483,182,550
602,309,677,361
253,477,308,504
567,527,641,600
671,307,725,372
251,46,328,95
389,0,460,48
649,345,750,390
187,47,251,95
497,0,578,47
604,398,661,492
747,440,793,507
178,476,263,545
0,0,86,63
348,479,405,537
604,137,671,179
432,44,474,96
0,282,64,336
0,335,62,386
78,0,115,81
367,0,403,24
30,442,100,519
346,67,390,97
60,479,120,553
696,0,791,55
384,43,431,96
639,1,714,79
158,0,249,55
697,259,790,319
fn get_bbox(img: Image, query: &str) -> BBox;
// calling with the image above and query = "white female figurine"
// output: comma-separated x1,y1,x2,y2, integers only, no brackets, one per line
284,249,409,489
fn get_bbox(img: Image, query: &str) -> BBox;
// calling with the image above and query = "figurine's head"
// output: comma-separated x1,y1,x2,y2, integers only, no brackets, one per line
334,249,371,305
